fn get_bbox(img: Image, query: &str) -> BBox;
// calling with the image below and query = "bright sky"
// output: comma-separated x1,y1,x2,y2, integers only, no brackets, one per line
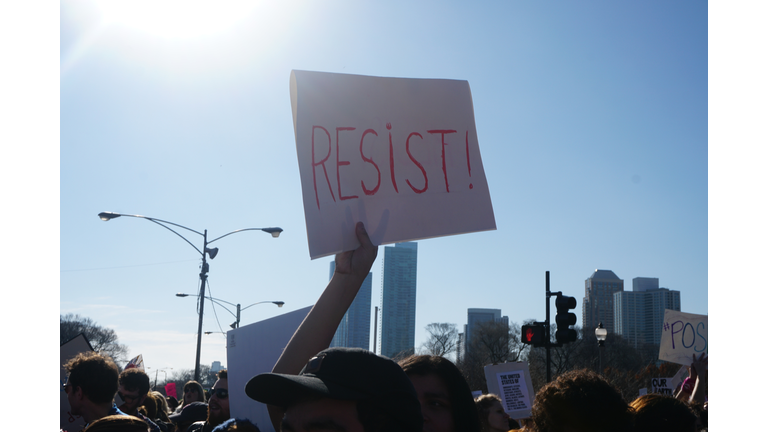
56,0,715,373
1,0,762,429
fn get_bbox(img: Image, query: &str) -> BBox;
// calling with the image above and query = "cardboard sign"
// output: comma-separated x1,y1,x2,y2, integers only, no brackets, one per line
484,362,535,420
651,377,675,396
165,382,177,399
659,310,708,366
61,334,94,432
228,306,313,432
290,70,496,259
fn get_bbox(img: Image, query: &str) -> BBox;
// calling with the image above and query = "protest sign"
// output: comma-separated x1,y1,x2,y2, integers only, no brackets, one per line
651,377,675,396
60,333,93,432
484,362,535,420
165,382,177,399
228,306,312,432
659,310,708,366
124,354,144,370
290,70,496,259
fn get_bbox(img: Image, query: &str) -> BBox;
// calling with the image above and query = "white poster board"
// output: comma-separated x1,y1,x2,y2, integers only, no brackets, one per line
484,362,535,420
651,377,675,396
60,334,94,432
228,306,312,432
658,310,708,366
290,70,496,259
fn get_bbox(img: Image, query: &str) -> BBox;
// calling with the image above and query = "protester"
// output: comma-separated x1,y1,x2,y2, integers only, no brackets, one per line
530,369,633,432
675,353,708,404
63,351,126,428
118,368,163,432
83,414,150,432
167,396,180,413
169,402,209,432
400,355,482,432
247,346,423,432
152,391,173,424
187,370,231,432
210,418,261,432
175,381,206,413
631,393,698,432
475,394,519,432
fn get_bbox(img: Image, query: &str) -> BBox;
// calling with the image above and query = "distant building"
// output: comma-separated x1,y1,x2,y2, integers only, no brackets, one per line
464,308,508,357
582,270,624,334
614,277,681,347
378,242,418,358
211,361,223,373
329,261,373,350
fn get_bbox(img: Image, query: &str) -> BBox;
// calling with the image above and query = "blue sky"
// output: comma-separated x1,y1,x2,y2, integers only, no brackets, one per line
54,1,713,373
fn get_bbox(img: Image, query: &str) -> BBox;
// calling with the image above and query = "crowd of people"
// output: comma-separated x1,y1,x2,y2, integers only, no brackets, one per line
62,223,708,432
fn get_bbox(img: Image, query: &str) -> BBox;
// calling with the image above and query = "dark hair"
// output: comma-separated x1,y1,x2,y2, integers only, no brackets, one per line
475,394,501,432
399,355,482,432
64,352,119,404
217,369,228,380
182,381,206,404
531,369,633,432
631,394,698,432
119,368,151,396
83,415,149,432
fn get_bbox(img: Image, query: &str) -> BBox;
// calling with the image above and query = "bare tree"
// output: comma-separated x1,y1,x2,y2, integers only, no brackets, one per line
60,314,129,365
420,323,458,358
456,321,529,393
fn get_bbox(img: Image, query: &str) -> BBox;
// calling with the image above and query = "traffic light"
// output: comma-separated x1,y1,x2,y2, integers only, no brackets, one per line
521,324,545,346
555,293,578,343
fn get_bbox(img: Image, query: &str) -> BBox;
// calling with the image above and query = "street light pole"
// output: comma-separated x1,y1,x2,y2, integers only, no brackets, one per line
98,211,282,382
176,294,284,329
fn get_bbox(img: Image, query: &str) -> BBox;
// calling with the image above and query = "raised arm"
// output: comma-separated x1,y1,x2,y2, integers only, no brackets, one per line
267,222,378,430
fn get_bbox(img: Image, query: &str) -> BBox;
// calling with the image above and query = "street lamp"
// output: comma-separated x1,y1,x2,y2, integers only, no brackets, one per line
98,211,282,382
595,322,607,373
176,293,284,329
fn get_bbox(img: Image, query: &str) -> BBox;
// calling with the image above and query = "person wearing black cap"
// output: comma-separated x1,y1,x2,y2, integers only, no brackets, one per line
169,401,208,432
246,347,422,432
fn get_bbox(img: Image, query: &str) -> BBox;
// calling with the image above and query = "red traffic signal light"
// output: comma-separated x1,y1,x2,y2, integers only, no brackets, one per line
521,324,545,346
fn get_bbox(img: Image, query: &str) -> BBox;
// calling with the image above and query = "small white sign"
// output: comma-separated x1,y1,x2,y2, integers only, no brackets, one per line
484,362,535,420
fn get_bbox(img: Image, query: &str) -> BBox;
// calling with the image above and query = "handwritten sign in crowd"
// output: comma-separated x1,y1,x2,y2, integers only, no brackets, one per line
290,70,496,258
658,310,708,366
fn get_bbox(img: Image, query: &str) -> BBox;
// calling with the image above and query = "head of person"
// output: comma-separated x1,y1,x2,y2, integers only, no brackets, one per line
630,394,698,432
246,347,423,432
63,352,120,414
398,355,482,432
119,368,152,415
211,418,261,432
167,396,180,412
208,369,230,427
152,391,172,422
474,394,510,432
182,381,206,405
531,369,633,432
83,414,150,432
169,401,209,432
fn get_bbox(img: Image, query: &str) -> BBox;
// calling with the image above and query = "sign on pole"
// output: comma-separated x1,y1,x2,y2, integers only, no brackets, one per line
659,310,708,366
484,362,535,420
290,70,496,259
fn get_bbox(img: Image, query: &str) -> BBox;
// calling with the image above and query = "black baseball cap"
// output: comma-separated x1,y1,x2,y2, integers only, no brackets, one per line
245,347,422,432
168,401,208,424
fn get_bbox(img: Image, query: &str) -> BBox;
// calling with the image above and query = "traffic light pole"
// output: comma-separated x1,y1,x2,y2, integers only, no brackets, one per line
545,271,564,383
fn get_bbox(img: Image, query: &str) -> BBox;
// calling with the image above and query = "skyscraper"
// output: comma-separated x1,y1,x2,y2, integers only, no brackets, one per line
378,242,418,358
328,261,372,350
464,308,509,357
614,277,681,347
582,269,624,334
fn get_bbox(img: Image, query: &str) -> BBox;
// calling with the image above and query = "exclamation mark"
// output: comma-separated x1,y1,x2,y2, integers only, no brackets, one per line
465,131,473,189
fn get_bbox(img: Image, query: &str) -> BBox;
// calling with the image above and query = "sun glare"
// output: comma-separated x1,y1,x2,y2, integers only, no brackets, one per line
95,0,259,39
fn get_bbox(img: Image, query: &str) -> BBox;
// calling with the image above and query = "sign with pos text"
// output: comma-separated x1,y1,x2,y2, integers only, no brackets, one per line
290,70,496,259
484,362,535,420
659,310,708,366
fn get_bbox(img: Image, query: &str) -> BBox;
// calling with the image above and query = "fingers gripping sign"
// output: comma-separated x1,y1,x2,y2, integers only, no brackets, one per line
334,222,378,279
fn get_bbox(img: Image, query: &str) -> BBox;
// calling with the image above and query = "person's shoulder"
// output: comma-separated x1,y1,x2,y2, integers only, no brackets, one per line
187,421,206,432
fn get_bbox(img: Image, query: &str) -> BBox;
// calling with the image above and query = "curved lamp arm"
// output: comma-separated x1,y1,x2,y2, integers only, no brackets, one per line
98,212,204,256
208,227,283,244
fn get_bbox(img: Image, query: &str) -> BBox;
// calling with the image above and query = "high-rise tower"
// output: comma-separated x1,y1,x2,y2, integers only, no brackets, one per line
614,277,681,347
328,261,372,350
378,242,418,359
582,269,624,334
